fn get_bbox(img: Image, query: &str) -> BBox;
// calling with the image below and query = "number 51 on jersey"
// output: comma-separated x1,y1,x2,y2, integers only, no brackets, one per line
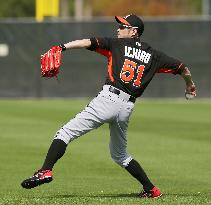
120,59,145,88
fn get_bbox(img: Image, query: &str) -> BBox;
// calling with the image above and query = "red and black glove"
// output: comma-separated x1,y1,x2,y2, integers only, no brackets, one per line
40,44,66,78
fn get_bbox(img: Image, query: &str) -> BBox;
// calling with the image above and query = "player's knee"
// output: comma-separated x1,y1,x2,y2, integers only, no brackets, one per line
110,154,133,168
54,127,73,144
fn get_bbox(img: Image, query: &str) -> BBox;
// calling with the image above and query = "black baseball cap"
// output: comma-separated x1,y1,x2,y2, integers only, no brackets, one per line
115,14,144,36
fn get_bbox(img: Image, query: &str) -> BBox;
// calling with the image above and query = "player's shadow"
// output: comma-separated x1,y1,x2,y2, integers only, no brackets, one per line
49,192,203,199
167,193,203,197
50,193,138,199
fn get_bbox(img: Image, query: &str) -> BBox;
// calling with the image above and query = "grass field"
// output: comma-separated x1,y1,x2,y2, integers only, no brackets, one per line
0,99,211,205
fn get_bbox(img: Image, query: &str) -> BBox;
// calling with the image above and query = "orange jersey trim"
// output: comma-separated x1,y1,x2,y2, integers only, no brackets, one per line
157,63,184,75
157,68,177,74
96,48,114,82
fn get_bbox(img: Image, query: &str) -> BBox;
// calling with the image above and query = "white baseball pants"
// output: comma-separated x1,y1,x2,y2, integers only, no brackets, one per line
54,85,135,167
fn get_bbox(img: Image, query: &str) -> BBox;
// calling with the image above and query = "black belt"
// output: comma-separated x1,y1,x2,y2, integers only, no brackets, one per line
109,86,136,103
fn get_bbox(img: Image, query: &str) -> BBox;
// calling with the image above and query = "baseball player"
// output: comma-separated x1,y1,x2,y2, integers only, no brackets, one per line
21,14,196,198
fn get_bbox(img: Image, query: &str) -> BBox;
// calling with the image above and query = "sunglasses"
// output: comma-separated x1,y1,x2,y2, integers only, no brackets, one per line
118,24,138,30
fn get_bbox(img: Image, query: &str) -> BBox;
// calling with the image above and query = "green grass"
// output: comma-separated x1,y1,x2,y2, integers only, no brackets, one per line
0,99,211,205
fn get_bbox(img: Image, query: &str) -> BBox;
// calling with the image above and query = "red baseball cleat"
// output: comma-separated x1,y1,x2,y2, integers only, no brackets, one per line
21,169,53,189
138,186,162,198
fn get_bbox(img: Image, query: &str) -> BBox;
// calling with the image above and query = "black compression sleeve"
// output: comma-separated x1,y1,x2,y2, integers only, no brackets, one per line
87,37,98,51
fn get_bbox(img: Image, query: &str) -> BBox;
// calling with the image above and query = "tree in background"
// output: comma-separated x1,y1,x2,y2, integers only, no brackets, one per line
0,0,35,17
92,0,202,16
0,0,203,18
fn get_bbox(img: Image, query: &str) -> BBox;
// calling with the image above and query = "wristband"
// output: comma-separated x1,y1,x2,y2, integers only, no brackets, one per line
59,44,66,51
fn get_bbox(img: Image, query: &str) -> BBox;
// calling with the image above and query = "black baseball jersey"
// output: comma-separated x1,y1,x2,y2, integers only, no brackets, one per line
88,37,185,98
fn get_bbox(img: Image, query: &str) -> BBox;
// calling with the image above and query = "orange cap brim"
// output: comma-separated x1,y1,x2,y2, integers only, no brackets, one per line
115,16,130,25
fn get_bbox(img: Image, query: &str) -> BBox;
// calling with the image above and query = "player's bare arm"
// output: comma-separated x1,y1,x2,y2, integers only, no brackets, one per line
180,66,194,86
180,66,196,99
63,39,91,49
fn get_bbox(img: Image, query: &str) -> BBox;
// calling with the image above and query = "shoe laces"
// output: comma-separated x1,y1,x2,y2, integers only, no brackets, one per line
33,170,50,178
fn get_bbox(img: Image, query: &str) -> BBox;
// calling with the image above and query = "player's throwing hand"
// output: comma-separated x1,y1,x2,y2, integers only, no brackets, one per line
185,84,196,100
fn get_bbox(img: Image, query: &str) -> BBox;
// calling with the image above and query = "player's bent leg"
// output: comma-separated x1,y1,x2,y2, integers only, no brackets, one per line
109,108,133,167
110,154,133,167
109,109,162,198
21,100,105,189
54,103,105,144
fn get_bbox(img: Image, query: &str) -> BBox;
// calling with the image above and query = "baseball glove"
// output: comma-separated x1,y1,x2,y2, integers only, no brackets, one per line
40,46,63,78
